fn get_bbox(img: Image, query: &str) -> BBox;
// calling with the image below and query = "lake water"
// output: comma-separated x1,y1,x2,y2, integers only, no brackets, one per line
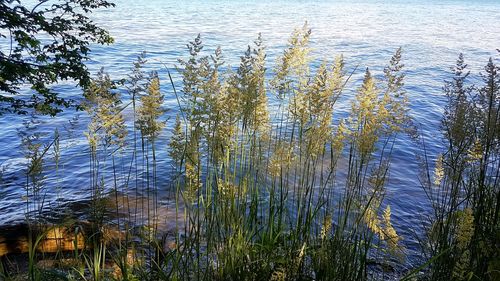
1,0,499,269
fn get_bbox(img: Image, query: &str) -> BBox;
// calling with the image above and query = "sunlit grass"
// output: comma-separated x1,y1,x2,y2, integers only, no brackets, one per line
5,27,499,281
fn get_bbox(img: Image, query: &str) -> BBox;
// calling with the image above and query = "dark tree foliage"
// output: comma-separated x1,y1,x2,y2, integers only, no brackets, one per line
0,0,115,115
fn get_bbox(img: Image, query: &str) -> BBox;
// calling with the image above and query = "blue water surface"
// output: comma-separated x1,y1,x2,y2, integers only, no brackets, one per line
1,0,499,269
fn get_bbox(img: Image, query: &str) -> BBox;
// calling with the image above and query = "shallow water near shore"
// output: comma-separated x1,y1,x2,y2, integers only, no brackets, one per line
1,0,499,271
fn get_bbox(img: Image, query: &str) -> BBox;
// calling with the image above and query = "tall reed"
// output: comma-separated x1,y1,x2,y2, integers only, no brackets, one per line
10,26,418,281
413,53,500,281
157,24,409,280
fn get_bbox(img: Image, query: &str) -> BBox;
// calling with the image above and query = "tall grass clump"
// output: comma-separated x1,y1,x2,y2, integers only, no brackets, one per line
155,24,411,280
8,25,419,281
81,69,128,281
413,53,500,281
